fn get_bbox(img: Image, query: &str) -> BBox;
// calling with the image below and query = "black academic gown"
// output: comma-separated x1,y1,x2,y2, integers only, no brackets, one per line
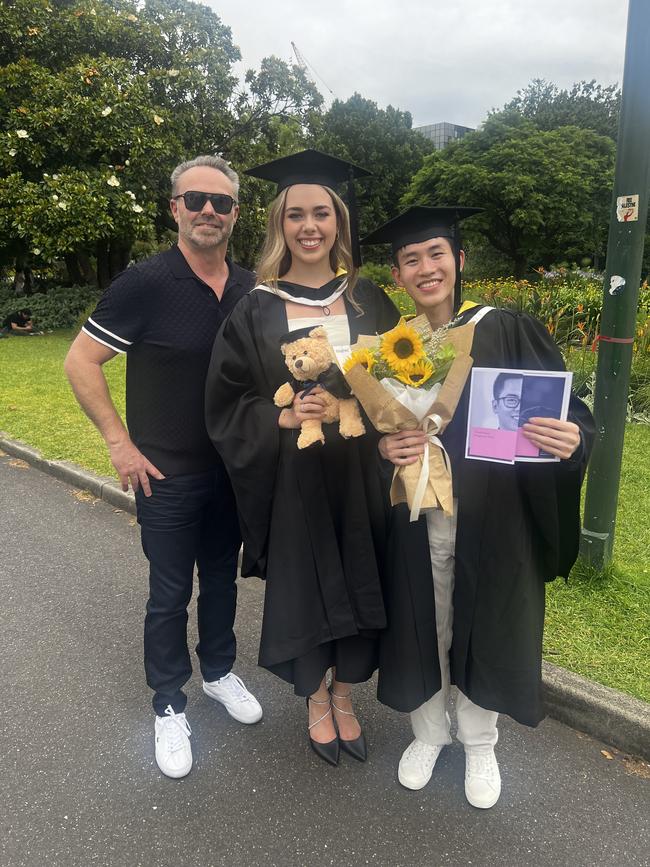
205,277,400,693
377,305,595,726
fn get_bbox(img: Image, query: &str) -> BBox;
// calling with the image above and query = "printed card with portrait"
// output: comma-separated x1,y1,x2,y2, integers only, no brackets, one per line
465,368,573,464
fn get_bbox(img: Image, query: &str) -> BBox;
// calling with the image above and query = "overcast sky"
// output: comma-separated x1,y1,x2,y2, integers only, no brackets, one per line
207,0,629,129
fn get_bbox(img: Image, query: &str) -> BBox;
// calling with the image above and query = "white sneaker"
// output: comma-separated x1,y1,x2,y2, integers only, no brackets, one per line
202,672,263,724
464,746,501,808
154,705,192,779
398,739,445,790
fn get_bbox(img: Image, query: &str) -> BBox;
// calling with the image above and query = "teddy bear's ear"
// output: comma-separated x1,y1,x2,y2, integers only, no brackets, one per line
280,342,288,356
309,326,328,340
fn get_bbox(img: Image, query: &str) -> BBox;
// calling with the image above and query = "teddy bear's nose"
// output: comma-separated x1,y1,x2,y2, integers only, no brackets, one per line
295,359,303,368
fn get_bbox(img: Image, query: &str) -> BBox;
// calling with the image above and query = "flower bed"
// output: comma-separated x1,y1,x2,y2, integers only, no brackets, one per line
384,273,650,418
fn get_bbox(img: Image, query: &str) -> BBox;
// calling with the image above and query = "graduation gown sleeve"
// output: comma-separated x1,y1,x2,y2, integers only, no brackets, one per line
205,295,282,577
450,311,595,724
349,278,403,338
499,312,595,579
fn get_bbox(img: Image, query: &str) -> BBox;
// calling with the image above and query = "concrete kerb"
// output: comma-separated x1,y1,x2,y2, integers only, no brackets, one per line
542,661,650,760
0,433,136,515
2,432,649,761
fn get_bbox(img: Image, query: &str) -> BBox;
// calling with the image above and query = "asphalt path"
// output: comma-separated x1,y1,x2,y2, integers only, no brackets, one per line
1,453,648,867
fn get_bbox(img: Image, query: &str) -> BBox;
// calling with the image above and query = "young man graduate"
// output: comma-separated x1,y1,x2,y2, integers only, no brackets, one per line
361,206,594,808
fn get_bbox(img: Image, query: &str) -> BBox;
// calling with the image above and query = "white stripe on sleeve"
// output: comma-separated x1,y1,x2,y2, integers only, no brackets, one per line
87,317,133,345
81,327,127,354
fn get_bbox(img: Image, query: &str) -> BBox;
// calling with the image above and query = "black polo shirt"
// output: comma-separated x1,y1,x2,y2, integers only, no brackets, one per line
83,245,254,476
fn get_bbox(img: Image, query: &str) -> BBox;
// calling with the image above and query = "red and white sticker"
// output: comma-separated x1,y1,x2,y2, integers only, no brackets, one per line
616,194,639,222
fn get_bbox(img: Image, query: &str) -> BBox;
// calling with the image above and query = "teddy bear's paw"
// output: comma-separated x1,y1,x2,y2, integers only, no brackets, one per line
340,419,366,439
297,432,325,449
274,382,296,407
297,425,325,449
338,399,366,438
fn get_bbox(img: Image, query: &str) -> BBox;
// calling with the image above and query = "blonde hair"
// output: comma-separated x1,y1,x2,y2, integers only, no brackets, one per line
255,185,362,312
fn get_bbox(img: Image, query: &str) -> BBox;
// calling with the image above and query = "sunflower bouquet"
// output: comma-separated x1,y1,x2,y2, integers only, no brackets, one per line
343,315,476,520
344,318,456,417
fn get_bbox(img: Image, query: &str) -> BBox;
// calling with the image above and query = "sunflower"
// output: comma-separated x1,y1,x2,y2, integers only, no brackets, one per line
394,358,435,388
343,347,376,374
380,321,425,373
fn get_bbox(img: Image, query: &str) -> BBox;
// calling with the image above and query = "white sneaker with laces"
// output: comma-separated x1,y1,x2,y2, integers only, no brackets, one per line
398,739,445,790
464,746,501,808
154,705,192,779
202,672,263,724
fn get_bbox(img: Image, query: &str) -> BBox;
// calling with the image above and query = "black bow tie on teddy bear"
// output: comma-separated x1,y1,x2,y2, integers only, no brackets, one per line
293,363,353,402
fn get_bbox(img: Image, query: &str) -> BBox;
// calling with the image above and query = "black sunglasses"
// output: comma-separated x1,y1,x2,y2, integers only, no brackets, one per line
172,190,237,214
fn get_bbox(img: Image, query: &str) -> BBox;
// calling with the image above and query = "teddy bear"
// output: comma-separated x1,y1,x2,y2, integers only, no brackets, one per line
273,326,366,449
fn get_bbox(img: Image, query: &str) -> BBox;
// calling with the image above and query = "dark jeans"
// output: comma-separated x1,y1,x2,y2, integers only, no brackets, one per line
135,464,241,716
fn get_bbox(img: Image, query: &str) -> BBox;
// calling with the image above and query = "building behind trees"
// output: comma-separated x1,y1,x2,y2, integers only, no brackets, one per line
414,121,474,149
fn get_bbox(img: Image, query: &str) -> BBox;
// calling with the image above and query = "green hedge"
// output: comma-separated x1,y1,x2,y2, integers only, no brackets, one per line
0,284,99,330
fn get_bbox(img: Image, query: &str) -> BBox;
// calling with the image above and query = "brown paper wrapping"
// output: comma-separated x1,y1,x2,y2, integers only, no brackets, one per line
344,322,475,519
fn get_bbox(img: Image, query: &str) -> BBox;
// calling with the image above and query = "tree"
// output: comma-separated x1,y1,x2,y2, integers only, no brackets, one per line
498,78,620,141
0,0,321,288
310,94,433,250
499,79,650,279
404,114,615,277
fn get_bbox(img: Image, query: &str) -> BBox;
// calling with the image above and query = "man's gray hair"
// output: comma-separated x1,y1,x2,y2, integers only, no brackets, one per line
170,155,240,199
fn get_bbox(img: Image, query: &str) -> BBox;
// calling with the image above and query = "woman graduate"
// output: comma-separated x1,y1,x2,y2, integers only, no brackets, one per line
360,207,594,807
205,150,400,766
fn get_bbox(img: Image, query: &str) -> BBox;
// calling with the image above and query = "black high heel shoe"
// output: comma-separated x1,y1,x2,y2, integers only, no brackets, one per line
331,689,367,762
306,695,339,766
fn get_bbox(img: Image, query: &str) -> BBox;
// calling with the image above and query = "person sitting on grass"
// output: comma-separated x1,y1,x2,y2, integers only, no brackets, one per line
1,308,35,336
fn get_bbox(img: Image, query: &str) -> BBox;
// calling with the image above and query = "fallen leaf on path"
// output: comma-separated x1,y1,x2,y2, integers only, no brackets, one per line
8,459,29,469
622,756,650,779
601,750,614,760
70,489,97,504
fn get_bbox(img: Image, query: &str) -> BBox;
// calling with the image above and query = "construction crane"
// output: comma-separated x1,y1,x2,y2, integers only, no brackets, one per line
291,41,335,97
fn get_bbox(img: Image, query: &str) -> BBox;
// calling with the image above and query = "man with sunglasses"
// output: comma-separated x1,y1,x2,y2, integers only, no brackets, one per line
65,156,260,779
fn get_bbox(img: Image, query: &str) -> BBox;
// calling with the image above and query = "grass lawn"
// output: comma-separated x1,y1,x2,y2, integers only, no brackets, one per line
1,331,649,702
1,330,124,477
545,421,650,702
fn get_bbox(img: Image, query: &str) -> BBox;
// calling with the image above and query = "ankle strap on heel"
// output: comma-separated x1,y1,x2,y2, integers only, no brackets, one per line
307,694,332,730
330,689,355,715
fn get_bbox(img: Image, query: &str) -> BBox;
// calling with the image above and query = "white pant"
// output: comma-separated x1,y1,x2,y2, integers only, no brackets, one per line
410,505,498,749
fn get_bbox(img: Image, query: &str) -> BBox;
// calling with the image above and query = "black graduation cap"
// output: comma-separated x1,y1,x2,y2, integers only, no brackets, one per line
245,149,371,267
279,325,316,346
361,206,483,311
360,206,482,254
245,148,370,192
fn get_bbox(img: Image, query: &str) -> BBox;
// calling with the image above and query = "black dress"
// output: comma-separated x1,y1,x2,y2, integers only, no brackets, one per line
376,305,595,726
205,277,400,694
